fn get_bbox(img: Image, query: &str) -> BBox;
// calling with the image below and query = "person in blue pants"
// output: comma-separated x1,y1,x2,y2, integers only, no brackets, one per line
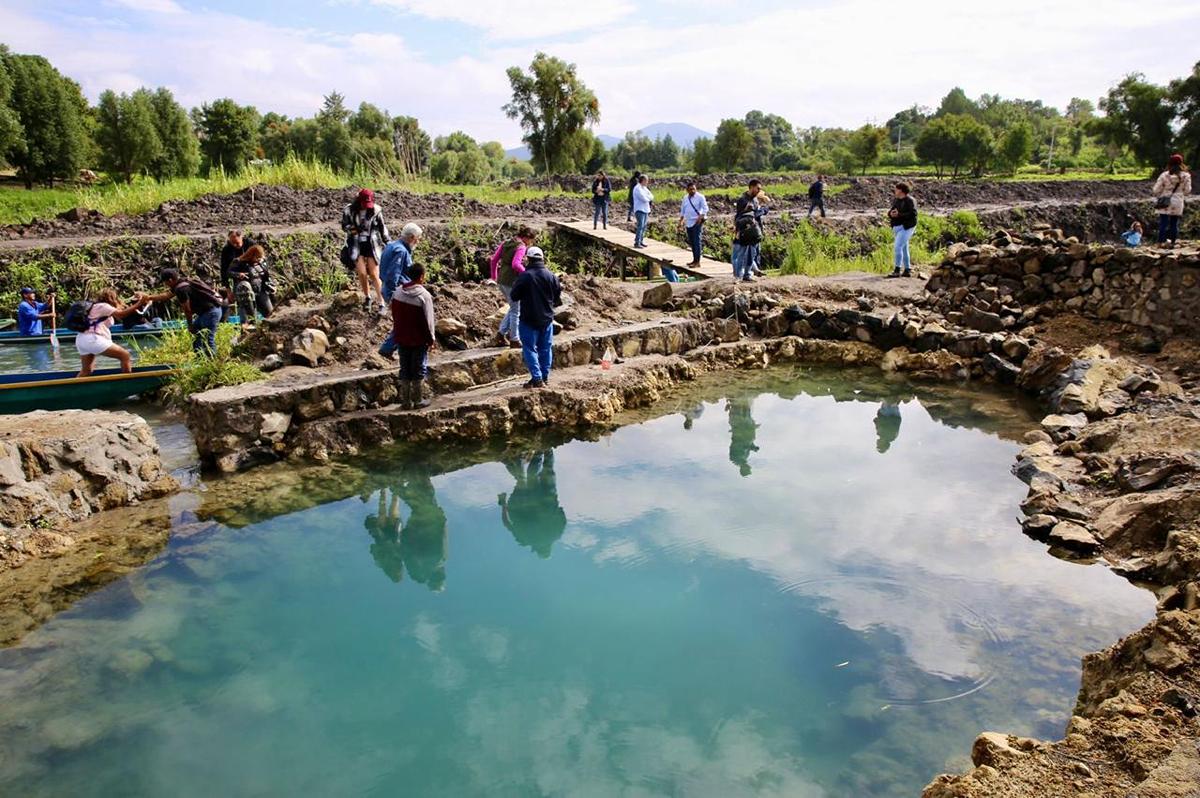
886,183,918,278
377,223,423,358
509,246,562,389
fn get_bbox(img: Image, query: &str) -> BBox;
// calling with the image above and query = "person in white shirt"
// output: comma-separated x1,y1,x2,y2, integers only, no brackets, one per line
75,289,152,377
678,179,709,271
632,175,653,249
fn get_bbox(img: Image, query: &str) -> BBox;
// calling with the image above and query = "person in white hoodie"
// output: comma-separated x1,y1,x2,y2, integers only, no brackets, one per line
389,263,436,409
1152,153,1192,247
632,174,653,248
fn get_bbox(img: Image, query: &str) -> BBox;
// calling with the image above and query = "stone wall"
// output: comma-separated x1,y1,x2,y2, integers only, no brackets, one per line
925,237,1200,338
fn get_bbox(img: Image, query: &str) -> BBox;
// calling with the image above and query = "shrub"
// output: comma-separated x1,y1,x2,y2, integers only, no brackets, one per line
135,323,263,405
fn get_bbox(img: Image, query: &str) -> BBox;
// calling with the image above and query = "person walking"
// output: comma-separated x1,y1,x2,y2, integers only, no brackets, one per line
886,183,918,278
488,226,535,348
72,289,150,377
1152,154,1192,247
509,246,562,389
340,188,390,313
632,175,653,249
678,179,708,272
807,175,826,218
732,179,763,281
626,171,642,222
390,263,436,410
591,171,612,230
137,269,226,354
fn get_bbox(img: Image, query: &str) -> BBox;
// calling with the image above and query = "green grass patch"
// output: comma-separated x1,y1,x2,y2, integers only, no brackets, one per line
134,323,263,405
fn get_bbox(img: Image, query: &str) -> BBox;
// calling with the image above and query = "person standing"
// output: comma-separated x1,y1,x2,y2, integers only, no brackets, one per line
732,179,763,281
340,188,390,313
886,183,918,278
1152,154,1192,247
807,175,826,218
632,175,653,249
16,287,54,336
591,171,612,230
626,170,642,222
137,269,226,354
678,179,709,271
377,223,424,358
219,229,255,290
390,263,436,410
73,289,149,377
509,246,562,389
488,226,535,348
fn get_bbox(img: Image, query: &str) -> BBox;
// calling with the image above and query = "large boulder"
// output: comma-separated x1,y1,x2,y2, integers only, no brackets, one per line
641,282,674,309
290,328,330,367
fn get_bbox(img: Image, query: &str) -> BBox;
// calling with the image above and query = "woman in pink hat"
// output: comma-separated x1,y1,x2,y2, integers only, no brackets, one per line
340,188,390,311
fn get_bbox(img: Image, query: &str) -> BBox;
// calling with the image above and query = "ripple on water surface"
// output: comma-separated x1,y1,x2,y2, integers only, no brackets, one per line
0,366,1155,798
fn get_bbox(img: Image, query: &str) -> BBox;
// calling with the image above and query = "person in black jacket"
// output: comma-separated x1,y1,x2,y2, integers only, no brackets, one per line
509,246,562,388
219,229,254,289
591,171,612,229
807,176,826,218
886,183,918,278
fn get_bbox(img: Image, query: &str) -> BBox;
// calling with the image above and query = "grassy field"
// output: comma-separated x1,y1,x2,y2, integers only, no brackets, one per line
0,160,1149,228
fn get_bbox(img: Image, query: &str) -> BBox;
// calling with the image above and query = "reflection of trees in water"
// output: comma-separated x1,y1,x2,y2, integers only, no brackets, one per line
363,467,448,591
500,449,567,559
726,397,760,477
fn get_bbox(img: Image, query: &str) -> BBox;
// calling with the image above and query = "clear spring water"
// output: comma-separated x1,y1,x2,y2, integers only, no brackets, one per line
0,337,149,375
0,367,1155,797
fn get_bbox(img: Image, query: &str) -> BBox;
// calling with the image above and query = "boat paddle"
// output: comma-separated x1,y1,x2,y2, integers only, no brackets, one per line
49,295,60,354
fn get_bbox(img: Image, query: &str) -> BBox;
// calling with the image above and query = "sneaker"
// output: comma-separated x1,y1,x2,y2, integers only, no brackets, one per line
524,379,544,389
885,271,901,279
508,340,522,349
742,275,756,282
902,270,912,278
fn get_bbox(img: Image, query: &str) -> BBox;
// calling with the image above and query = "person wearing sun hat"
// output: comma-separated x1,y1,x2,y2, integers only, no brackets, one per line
508,246,562,389
340,187,390,312
1152,154,1192,247
17,287,54,336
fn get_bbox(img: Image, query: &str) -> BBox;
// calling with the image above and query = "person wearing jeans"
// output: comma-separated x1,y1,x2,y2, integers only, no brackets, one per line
886,183,918,278
678,179,708,271
137,268,225,355
591,171,611,230
509,247,562,389
1152,154,1191,246
632,175,653,248
488,226,534,348
191,306,223,354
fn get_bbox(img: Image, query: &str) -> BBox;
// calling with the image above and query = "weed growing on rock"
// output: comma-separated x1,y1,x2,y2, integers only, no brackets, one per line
135,324,263,404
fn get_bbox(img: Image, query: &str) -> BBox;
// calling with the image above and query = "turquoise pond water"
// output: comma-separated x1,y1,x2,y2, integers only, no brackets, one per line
0,337,150,375
0,368,1155,797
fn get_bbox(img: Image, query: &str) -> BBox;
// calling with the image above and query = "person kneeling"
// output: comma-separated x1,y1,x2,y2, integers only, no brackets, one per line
390,263,435,409
70,289,150,377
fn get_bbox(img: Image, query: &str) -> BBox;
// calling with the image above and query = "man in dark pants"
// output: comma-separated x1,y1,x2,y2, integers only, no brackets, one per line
509,246,562,389
219,229,254,289
807,176,826,218
137,269,224,355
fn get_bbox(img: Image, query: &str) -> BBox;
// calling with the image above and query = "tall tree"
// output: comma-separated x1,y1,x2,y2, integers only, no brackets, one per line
744,110,796,149
847,124,887,174
713,119,752,170
349,102,390,141
995,123,1033,173
316,91,353,173
1170,61,1200,169
503,52,600,174
691,138,714,175
1093,74,1175,171
95,89,162,183
2,51,89,187
0,46,23,165
259,112,293,163
197,98,258,174
935,87,979,118
147,88,199,180
391,116,431,175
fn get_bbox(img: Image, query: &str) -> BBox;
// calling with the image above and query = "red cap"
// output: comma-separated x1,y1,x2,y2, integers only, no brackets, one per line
358,188,375,208
1169,153,1184,166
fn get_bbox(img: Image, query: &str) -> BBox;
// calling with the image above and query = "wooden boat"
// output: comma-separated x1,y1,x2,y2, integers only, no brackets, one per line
0,365,177,414
0,320,186,346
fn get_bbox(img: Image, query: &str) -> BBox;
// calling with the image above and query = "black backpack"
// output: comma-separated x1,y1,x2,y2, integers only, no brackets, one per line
736,215,763,245
64,300,101,332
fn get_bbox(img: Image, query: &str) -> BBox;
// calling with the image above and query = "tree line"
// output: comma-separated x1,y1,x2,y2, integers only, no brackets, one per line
1,42,1198,189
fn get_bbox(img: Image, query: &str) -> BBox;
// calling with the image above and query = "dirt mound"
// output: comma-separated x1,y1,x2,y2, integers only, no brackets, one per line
240,275,648,367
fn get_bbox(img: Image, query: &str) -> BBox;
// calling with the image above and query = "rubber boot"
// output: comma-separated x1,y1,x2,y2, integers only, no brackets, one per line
413,380,431,409
397,378,414,410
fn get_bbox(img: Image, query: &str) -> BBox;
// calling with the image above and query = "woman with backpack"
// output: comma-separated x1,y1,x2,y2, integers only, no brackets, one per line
72,289,152,377
886,183,918,278
1152,154,1192,247
340,188,390,313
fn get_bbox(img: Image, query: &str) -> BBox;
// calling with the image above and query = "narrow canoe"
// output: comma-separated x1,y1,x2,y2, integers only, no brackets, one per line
0,316,243,346
0,365,177,414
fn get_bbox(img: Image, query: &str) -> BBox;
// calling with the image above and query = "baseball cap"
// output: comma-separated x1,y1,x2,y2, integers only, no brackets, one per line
20,287,34,295
526,246,545,260
357,188,375,208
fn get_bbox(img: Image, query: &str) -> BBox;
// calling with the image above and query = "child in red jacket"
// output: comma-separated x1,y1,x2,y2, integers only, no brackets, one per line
390,263,435,409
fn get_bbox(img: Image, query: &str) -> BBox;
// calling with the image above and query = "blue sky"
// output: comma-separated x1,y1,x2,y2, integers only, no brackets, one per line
4,0,1199,148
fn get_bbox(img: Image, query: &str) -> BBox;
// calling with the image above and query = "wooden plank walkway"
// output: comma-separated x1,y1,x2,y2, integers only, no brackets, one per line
548,219,732,280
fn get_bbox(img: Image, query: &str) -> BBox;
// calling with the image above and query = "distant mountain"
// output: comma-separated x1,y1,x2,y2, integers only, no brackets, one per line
506,123,714,163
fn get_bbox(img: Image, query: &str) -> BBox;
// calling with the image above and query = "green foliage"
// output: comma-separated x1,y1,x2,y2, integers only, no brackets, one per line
691,138,714,174
1,50,89,187
197,98,259,174
744,110,796,149
995,124,1033,174
1093,73,1175,170
713,119,752,170
779,211,983,276
0,45,23,162
915,114,993,177
1169,61,1200,167
136,324,263,405
935,87,979,118
147,88,200,180
392,115,432,176
95,89,161,183
848,124,887,174
503,52,600,174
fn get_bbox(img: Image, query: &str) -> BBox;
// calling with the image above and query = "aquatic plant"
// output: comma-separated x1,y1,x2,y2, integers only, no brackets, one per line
134,323,263,404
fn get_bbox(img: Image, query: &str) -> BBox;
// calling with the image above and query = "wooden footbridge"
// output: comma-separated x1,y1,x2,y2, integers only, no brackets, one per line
548,219,732,280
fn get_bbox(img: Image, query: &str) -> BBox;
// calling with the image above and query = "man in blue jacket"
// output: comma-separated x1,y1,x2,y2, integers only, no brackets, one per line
17,287,54,336
509,247,562,389
377,223,423,357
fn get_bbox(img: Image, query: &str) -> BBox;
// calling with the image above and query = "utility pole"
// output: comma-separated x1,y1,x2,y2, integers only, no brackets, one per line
1046,125,1057,171
897,123,903,156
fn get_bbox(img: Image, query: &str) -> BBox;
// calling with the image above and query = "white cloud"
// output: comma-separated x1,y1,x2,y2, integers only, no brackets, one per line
107,0,184,13
368,0,636,38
